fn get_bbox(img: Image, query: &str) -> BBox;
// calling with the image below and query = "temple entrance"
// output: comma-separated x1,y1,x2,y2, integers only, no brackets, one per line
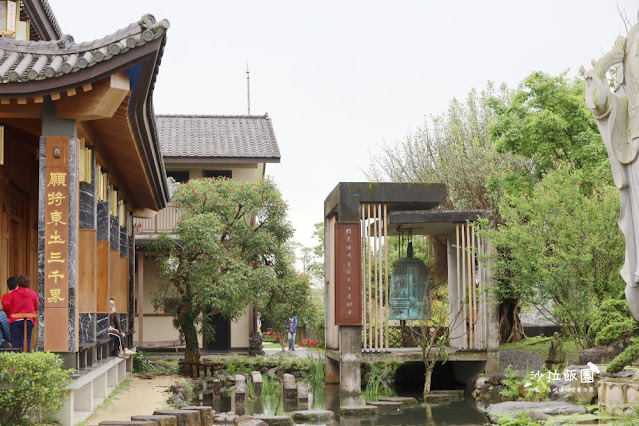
8,188,28,278
205,312,231,351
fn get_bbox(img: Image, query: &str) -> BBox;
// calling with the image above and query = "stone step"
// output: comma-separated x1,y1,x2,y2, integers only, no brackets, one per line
252,371,263,397
153,409,200,426
131,415,178,426
181,406,214,425
365,401,403,412
253,415,294,426
423,390,465,403
378,396,418,406
283,373,296,400
339,405,379,416
290,410,335,421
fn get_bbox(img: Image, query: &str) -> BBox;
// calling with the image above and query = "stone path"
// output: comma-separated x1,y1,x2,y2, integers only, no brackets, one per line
85,374,180,425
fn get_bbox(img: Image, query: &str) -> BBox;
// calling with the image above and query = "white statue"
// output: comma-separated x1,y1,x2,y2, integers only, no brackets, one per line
583,28,639,320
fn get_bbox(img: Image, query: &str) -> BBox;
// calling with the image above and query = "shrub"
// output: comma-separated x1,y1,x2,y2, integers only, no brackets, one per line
607,344,639,374
132,351,154,373
299,338,318,348
0,352,73,425
500,365,522,400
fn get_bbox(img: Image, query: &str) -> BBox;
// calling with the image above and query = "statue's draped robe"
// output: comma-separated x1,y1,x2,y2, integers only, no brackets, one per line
596,91,639,320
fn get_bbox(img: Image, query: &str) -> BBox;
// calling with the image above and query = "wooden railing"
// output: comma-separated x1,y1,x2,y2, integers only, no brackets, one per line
133,204,182,235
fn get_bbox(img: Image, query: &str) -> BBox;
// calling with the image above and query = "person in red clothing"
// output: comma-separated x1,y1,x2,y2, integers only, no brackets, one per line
2,275,38,351
1,276,17,316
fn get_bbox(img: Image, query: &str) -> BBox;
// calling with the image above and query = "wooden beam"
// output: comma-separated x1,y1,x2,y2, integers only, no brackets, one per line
50,92,60,101
66,88,76,97
82,83,92,92
16,98,26,105
77,121,95,145
0,103,42,119
56,72,130,121
0,98,9,105
33,96,43,104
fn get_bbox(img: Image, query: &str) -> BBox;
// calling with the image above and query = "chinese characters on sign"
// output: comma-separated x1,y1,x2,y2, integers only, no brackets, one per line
524,368,597,394
335,222,361,325
44,141,69,309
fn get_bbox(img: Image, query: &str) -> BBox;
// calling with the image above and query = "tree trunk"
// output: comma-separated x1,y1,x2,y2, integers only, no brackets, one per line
179,307,200,374
499,297,525,343
423,360,436,396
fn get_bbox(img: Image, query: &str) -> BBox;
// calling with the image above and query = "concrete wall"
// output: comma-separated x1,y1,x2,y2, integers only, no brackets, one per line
165,163,265,182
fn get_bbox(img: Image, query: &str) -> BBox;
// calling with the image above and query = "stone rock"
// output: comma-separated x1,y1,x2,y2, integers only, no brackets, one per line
579,344,625,365
214,412,239,425
485,401,587,424
290,410,335,421
488,374,503,386
297,382,309,403
235,375,247,404
212,378,221,396
253,415,293,426
365,400,403,412
181,406,215,426
283,373,296,400
99,423,156,425
340,405,379,416
377,396,418,406
131,415,178,426
249,334,265,357
267,367,278,379
252,371,263,396
153,409,200,426
233,415,267,426
423,390,465,403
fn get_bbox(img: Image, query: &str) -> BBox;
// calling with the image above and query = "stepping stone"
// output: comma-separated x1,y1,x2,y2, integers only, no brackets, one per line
213,412,238,424
99,423,155,425
378,396,418,406
181,406,214,426
423,390,464,403
283,373,296,400
153,409,200,426
254,415,294,426
235,374,247,404
131,415,178,426
234,414,268,426
485,401,588,424
290,410,335,421
366,401,403,412
252,371,263,396
340,405,379,416
297,382,309,404
212,378,221,396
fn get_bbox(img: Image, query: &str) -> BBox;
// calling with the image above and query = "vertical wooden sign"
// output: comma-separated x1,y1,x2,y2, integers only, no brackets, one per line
335,222,362,325
44,136,70,352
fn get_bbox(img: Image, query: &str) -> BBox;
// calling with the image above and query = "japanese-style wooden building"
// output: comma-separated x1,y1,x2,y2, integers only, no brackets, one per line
0,1,170,422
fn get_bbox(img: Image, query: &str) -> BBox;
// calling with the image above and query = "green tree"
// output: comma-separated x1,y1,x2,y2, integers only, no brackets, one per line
490,71,608,181
150,178,294,369
484,164,624,348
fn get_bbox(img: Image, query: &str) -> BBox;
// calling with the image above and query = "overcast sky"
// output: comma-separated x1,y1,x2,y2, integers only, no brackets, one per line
52,0,638,250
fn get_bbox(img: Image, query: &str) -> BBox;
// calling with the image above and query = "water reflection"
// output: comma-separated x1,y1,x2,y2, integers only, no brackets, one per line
197,385,487,425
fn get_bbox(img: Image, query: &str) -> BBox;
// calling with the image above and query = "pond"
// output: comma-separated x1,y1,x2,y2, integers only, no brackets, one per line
194,384,488,425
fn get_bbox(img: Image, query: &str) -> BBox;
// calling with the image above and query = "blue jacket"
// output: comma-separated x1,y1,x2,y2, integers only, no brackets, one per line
287,316,298,333
0,310,10,344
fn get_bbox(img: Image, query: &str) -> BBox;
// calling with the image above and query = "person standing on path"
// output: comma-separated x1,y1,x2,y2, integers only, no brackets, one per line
287,314,297,351
2,275,38,351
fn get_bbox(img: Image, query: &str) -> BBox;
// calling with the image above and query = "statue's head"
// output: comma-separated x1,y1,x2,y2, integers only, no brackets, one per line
553,331,560,338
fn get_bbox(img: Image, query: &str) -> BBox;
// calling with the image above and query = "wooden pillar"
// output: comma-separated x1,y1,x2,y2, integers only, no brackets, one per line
136,250,144,347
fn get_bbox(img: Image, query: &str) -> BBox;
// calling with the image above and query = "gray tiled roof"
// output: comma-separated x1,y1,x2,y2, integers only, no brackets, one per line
156,115,281,161
0,14,168,83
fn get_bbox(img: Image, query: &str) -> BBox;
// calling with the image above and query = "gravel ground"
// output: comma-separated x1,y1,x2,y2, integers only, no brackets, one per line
499,349,544,374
